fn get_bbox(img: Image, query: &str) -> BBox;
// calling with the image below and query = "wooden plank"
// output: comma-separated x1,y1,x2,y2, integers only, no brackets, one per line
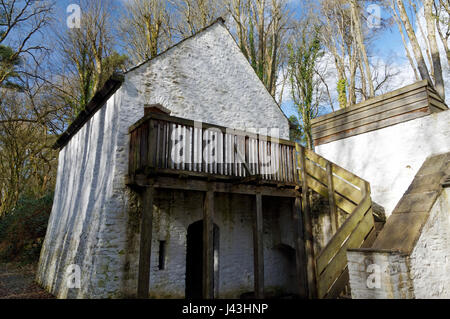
312,91,429,135
317,210,374,298
137,186,154,298
203,190,214,299
429,96,448,111
305,148,367,189
327,162,338,234
148,120,157,168
129,175,300,197
293,197,308,298
130,111,295,147
427,89,447,107
311,80,428,125
314,107,431,146
312,97,429,139
324,267,349,299
316,195,371,275
305,159,363,203
297,144,317,298
253,192,264,298
331,163,366,191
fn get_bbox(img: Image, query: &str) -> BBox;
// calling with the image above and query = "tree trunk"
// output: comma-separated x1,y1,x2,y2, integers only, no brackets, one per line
390,0,420,80
395,0,432,83
424,0,445,100
350,0,374,98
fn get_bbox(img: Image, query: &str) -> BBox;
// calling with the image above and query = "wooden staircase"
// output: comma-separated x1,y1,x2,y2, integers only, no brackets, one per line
295,144,379,299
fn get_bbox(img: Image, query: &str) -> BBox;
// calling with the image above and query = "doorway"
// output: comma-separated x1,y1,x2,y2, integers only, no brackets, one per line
185,220,219,299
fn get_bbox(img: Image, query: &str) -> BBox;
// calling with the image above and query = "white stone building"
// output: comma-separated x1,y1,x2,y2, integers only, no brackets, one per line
37,18,450,300
36,19,304,299
312,81,450,298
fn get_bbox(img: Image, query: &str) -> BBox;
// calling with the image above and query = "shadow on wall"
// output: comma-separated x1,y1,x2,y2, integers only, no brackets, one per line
39,105,120,298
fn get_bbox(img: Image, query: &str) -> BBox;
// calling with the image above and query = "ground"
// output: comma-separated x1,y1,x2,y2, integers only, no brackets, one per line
0,263,54,299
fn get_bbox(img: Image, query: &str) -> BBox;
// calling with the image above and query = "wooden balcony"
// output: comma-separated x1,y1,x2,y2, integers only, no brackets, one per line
127,110,375,300
127,110,302,299
127,110,299,188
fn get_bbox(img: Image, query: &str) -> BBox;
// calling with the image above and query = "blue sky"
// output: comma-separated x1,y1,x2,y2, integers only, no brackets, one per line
53,0,406,61
46,1,447,119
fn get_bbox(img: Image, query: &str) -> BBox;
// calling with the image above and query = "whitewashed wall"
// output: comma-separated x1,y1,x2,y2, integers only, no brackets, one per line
37,21,290,298
409,188,450,298
125,23,289,139
315,110,450,217
347,188,450,299
148,191,297,298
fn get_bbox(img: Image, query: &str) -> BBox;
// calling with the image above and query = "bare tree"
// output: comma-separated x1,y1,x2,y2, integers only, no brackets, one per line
171,0,227,38
389,0,420,80
120,0,172,64
228,0,291,97
0,81,58,215
320,0,354,108
424,0,445,99
57,0,127,115
392,1,432,82
434,0,450,68
0,0,54,86
390,0,445,100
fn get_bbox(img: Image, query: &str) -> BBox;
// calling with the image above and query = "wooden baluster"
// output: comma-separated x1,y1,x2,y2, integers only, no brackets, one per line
162,122,167,169
326,162,338,234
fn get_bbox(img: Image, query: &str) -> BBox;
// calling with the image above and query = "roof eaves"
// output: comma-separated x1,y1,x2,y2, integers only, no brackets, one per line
53,72,125,150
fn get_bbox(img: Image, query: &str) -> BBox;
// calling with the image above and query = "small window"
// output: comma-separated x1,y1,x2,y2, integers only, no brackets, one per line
158,241,166,270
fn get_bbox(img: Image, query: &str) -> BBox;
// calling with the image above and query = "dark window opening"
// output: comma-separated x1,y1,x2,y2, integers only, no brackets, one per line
158,240,166,270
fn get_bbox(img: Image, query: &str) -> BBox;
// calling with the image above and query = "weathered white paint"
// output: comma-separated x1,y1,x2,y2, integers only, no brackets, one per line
347,250,412,299
409,188,450,298
347,188,450,299
315,110,450,217
37,21,290,298
148,191,297,298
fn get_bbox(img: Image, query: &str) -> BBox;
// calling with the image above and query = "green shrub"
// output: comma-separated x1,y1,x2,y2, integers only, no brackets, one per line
0,193,53,263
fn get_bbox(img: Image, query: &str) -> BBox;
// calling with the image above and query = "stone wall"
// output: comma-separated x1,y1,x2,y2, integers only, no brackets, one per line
347,188,450,299
125,22,289,139
147,190,297,299
347,250,413,299
409,188,450,298
36,20,290,298
315,110,450,217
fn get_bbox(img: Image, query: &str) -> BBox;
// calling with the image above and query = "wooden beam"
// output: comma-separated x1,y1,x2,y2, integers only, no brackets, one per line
310,80,428,125
293,197,308,298
298,146,317,298
127,174,300,198
203,190,214,299
326,162,338,233
253,192,264,298
137,186,154,298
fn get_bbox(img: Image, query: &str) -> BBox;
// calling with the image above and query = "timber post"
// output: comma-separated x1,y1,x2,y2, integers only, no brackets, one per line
203,189,215,299
293,196,308,298
253,191,264,298
137,185,154,298
298,145,317,299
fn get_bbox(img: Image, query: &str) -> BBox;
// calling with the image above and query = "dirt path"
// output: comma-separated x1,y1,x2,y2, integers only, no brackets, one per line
0,263,54,299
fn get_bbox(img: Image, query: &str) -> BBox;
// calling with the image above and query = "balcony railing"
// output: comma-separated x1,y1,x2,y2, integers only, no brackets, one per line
128,111,298,184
